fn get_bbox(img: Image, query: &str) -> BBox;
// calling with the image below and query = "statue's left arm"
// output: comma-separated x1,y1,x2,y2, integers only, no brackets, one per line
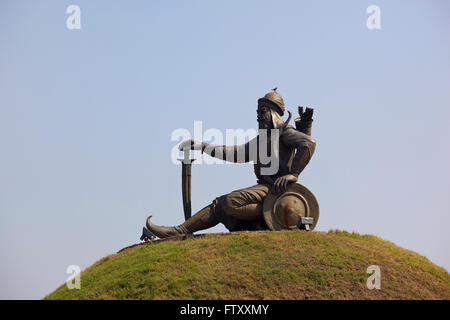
282,127,316,178
272,128,316,193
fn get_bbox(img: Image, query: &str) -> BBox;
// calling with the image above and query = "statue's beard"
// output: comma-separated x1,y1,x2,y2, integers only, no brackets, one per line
258,119,272,130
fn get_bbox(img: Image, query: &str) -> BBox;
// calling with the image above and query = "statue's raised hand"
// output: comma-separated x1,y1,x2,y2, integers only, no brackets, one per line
178,139,204,151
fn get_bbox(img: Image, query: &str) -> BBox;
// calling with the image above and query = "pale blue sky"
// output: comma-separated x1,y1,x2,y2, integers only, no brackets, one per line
1,0,449,299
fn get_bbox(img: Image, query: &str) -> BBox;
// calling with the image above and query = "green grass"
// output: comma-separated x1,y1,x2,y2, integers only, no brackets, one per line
45,230,450,300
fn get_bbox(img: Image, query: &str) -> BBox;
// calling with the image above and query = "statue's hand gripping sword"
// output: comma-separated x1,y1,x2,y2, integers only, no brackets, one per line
177,148,196,221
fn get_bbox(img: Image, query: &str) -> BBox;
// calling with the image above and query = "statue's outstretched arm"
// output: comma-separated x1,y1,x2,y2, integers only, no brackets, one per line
178,137,258,163
202,136,258,163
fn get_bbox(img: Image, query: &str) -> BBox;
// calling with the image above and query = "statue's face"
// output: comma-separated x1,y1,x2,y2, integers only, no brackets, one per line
257,102,272,129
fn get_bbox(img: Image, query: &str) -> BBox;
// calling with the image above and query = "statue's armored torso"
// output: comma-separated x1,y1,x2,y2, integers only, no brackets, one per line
253,125,316,185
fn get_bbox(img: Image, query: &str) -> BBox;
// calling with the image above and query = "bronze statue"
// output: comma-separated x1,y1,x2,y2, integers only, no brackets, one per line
141,89,318,240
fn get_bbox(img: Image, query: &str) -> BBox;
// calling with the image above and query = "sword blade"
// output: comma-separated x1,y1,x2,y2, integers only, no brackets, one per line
178,157,195,221
182,162,192,220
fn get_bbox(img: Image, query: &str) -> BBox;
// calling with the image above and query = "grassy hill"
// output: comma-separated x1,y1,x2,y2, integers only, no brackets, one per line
45,230,450,300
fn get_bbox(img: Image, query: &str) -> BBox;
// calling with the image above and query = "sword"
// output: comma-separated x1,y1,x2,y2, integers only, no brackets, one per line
177,149,195,221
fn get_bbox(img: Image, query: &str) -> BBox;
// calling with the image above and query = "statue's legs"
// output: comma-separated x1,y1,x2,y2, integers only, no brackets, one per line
220,184,270,221
145,184,270,238
146,203,219,239
214,184,270,231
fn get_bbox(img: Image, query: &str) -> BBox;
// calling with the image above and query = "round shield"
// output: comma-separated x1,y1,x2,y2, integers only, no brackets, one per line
263,183,319,231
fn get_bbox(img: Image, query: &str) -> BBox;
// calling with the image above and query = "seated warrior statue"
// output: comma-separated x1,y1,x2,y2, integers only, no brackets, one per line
145,89,316,238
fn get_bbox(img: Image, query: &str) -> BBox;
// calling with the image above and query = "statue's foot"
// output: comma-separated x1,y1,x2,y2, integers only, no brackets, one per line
146,215,188,239
140,226,156,241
